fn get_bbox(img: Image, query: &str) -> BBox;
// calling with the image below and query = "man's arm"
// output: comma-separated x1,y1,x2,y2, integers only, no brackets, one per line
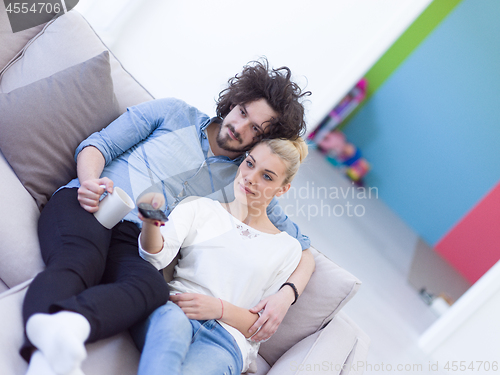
248,248,315,341
266,196,311,250
74,98,200,167
76,146,114,213
74,99,183,212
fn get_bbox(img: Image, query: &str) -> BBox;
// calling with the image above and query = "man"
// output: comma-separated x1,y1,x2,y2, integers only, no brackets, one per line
22,59,314,375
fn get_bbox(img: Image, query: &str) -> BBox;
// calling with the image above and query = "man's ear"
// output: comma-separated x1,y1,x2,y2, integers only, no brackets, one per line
275,183,291,197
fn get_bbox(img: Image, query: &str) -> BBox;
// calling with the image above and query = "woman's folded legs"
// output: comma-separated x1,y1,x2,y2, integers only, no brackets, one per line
134,302,243,375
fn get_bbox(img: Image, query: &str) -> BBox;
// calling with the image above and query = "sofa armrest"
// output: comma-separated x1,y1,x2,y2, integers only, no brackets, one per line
0,280,31,375
265,311,370,375
335,312,370,375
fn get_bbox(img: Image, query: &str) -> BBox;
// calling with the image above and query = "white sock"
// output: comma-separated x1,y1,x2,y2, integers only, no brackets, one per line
67,368,86,375
25,351,57,375
26,312,90,375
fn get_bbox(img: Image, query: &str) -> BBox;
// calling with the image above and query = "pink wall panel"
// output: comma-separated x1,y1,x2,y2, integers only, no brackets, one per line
436,181,500,284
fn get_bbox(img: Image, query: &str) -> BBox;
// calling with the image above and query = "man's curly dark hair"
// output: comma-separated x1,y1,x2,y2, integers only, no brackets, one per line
216,58,311,141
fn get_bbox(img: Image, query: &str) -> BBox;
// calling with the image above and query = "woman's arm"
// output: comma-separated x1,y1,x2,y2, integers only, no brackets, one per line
170,293,259,339
140,221,164,254
138,196,198,270
138,193,167,254
220,300,260,339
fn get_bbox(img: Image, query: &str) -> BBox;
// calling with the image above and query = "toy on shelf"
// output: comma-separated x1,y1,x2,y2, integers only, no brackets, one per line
346,158,370,182
307,78,370,184
317,130,346,157
308,78,367,145
316,130,370,183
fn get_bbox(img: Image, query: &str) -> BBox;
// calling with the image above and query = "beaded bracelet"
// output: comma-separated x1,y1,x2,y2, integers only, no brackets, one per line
280,282,299,305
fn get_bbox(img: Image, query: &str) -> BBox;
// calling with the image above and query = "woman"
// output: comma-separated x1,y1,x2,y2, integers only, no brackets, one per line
135,138,308,374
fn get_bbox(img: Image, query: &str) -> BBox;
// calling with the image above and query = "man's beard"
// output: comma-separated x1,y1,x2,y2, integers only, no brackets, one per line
216,123,255,153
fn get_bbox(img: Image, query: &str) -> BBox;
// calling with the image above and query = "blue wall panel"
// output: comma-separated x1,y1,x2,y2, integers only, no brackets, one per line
343,0,500,244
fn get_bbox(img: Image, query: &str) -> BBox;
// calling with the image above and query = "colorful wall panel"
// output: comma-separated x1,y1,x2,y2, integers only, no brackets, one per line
343,0,500,282
435,182,500,284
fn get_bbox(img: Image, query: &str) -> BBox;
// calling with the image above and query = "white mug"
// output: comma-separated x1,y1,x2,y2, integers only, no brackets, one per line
93,187,135,229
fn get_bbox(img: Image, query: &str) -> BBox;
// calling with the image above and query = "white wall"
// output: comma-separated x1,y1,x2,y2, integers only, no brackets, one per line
419,260,500,370
76,0,431,132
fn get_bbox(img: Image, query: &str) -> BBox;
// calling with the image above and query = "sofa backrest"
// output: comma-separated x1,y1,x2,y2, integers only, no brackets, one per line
0,10,154,289
0,2,46,72
0,10,154,110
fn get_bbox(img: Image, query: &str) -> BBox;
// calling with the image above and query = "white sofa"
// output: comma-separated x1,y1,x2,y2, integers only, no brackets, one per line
0,7,370,375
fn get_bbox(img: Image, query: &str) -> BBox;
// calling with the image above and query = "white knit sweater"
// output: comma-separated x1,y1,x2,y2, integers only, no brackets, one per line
139,196,302,371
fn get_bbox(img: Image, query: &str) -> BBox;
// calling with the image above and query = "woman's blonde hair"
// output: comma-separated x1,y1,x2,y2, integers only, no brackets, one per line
259,137,308,185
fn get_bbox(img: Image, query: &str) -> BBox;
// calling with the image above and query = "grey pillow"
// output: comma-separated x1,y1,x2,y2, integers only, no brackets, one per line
258,247,361,366
0,51,120,210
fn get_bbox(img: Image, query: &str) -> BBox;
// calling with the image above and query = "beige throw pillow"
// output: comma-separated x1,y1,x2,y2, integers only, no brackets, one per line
0,51,120,210
258,247,361,366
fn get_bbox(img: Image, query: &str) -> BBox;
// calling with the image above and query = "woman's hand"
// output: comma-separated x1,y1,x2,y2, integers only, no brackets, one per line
138,192,166,253
137,192,166,227
170,293,223,321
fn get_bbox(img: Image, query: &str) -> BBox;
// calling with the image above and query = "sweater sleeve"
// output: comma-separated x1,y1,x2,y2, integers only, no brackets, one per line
138,196,199,270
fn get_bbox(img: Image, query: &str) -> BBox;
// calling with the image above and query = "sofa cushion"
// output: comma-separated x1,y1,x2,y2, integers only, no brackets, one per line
0,51,120,210
82,334,140,375
0,10,154,112
258,247,361,366
0,151,43,288
0,2,46,72
0,280,140,375
0,51,119,210
242,355,271,375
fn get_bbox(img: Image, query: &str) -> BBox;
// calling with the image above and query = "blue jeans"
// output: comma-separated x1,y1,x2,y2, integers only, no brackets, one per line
131,301,243,375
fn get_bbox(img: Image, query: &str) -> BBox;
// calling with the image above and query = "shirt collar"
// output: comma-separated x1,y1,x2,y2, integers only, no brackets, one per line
200,116,221,131
201,117,244,164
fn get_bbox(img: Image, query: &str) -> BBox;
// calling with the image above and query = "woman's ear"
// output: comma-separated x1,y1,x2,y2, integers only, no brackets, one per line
275,183,291,197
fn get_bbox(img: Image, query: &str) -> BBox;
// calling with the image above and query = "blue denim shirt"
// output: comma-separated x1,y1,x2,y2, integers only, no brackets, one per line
64,98,310,250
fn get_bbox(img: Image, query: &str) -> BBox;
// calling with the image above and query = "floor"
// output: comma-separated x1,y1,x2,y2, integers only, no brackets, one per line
278,148,446,374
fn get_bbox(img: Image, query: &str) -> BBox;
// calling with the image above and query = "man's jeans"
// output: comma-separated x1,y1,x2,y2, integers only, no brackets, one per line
132,301,243,375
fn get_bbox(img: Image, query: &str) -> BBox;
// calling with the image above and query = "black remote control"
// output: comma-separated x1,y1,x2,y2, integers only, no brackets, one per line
137,203,168,222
